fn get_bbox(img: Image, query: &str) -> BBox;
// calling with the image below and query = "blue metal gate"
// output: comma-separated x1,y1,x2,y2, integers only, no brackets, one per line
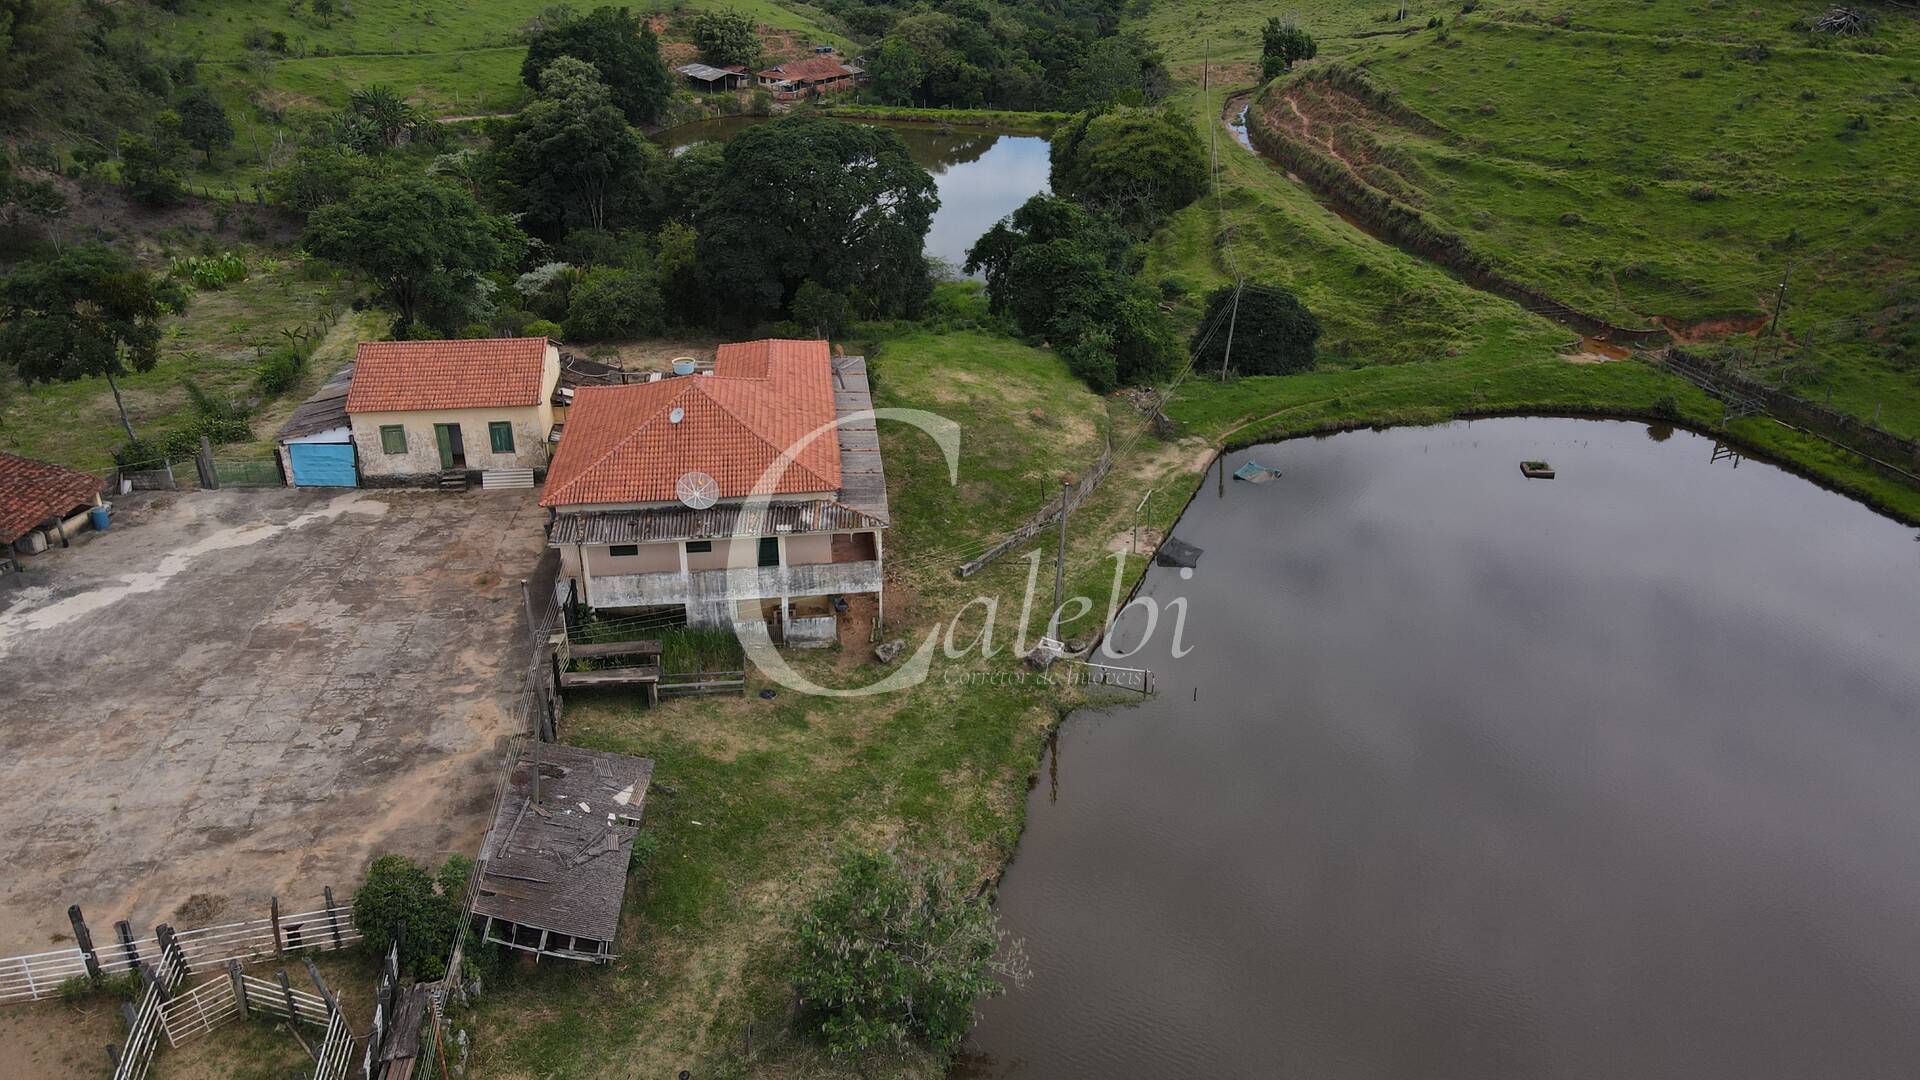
288,443,358,488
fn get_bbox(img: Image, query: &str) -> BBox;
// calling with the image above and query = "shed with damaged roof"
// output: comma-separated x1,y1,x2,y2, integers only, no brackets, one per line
470,742,655,963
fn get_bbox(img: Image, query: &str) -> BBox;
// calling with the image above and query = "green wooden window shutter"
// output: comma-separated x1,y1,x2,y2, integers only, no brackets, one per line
380,425,406,454
489,421,515,454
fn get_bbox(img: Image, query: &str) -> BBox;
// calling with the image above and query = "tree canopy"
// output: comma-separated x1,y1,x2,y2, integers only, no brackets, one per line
838,0,1158,111
174,85,232,164
967,193,1177,391
1049,107,1207,234
1193,283,1322,375
521,5,672,124
690,9,760,70
488,58,664,238
304,176,515,331
791,849,1023,1058
0,244,187,441
695,116,938,326
1262,18,1317,80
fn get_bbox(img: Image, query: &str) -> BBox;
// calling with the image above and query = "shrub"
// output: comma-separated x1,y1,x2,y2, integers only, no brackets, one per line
1191,283,1322,376
520,318,564,339
1558,211,1584,226
791,850,1024,1058
1688,184,1716,201
169,252,249,291
352,854,468,981
563,267,665,341
255,347,305,394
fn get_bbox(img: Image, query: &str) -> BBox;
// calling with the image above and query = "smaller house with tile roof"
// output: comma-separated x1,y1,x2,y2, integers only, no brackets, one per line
541,339,888,643
345,337,562,486
1,452,103,564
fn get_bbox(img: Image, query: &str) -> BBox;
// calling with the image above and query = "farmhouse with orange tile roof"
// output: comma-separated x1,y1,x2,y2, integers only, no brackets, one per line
543,339,889,643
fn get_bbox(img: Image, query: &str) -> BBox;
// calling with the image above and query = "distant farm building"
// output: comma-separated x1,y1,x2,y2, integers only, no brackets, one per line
676,62,750,92
756,55,862,100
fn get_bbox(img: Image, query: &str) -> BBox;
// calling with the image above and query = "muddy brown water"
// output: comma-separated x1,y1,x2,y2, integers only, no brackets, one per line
959,417,1920,1079
654,118,1050,274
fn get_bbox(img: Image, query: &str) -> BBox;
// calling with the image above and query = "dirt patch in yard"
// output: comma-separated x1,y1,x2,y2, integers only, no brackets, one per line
0,488,547,949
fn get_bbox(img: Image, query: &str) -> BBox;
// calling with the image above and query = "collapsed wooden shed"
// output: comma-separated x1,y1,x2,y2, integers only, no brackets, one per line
469,742,654,964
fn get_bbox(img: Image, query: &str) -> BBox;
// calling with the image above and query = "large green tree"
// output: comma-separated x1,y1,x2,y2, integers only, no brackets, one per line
696,116,938,326
690,8,760,70
966,193,1129,315
966,192,1177,391
791,849,1023,1058
1049,106,1207,234
489,57,663,238
521,5,672,124
0,244,187,441
1261,17,1317,80
304,176,513,330
175,85,233,164
1192,283,1322,375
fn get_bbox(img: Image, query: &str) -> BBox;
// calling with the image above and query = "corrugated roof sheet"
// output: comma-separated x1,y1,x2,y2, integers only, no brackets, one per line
345,338,549,413
0,452,100,542
276,363,356,441
541,339,842,507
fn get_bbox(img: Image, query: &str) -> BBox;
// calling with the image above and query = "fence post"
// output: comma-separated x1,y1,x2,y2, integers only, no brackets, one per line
156,923,187,979
115,920,141,972
196,436,218,490
323,886,344,949
105,1043,121,1071
270,896,283,957
303,956,341,1017
229,959,249,1018
276,968,299,1022
68,905,102,980
139,960,170,1003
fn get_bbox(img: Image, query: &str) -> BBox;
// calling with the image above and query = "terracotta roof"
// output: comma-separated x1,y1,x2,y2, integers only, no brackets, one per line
0,452,100,542
345,338,551,413
758,56,852,83
542,339,842,507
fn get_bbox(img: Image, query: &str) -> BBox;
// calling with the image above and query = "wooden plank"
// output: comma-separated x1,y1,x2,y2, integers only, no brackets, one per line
566,638,662,659
559,666,661,689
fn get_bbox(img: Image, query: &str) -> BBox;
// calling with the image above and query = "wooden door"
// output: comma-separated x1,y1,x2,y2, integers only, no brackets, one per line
434,423,466,469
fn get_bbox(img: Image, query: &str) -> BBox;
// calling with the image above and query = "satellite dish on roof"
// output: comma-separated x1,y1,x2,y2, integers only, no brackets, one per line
676,470,719,510
669,407,685,424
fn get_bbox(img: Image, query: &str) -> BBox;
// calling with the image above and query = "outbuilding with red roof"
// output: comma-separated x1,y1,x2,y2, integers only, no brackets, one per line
1,451,104,563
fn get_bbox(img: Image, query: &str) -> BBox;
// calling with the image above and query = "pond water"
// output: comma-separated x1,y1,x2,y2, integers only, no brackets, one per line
960,417,1920,1079
653,118,1050,274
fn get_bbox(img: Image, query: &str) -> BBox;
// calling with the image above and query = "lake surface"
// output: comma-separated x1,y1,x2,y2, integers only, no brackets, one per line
654,118,1050,273
961,418,1920,1079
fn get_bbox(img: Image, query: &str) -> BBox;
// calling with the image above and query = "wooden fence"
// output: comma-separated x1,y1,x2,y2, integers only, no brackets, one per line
958,434,1115,579
0,892,357,1006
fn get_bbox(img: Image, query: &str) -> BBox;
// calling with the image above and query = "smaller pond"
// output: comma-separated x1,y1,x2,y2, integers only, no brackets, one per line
653,118,1051,274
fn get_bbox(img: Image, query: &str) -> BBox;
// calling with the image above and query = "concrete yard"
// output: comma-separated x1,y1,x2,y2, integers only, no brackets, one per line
0,488,547,949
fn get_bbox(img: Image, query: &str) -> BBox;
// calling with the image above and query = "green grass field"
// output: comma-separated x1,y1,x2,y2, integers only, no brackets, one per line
0,254,365,471
1180,0,1920,438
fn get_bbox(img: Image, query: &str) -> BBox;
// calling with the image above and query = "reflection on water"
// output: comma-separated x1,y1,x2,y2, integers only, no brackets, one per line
961,418,1920,1080
653,118,1050,274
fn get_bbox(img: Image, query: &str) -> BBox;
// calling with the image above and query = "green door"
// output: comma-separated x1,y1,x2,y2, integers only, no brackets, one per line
434,423,465,469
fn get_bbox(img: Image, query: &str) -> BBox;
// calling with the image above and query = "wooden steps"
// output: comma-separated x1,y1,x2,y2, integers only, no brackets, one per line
481,468,536,490
438,469,469,491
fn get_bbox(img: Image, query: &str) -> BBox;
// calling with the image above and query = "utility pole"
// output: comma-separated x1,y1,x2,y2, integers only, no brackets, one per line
1052,477,1071,634
1203,38,1211,93
1767,258,1794,337
1219,277,1244,380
